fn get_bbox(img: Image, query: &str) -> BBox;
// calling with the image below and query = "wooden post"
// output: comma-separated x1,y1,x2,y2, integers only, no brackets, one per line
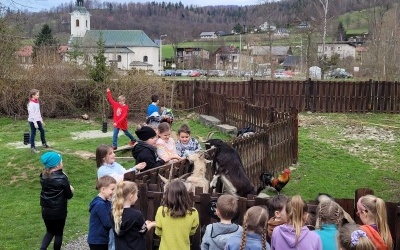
291,107,299,163
242,98,247,129
249,77,254,104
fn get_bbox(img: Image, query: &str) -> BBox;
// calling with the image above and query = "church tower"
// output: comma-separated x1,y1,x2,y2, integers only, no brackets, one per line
70,0,91,37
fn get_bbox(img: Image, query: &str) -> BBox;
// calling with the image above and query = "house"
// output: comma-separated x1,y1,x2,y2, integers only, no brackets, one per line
214,45,240,70
249,45,290,64
176,47,210,69
317,42,357,59
200,32,217,39
16,45,33,65
66,0,159,72
259,22,276,32
282,55,301,71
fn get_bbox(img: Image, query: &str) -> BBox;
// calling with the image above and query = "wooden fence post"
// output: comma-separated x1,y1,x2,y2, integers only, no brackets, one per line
242,98,248,129
206,81,210,115
249,77,254,104
222,98,227,124
291,107,299,163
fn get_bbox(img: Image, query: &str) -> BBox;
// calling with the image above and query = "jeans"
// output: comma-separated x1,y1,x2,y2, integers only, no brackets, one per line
113,127,135,147
29,121,46,149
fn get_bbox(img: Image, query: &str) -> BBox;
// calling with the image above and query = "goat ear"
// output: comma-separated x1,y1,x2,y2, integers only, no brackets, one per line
204,159,212,164
158,174,168,184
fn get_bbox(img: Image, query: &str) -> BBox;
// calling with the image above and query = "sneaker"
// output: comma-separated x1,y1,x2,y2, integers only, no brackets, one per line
42,143,49,148
31,148,40,154
129,140,136,146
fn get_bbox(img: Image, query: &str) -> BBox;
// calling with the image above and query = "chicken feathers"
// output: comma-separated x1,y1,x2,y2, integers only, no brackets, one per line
259,168,291,193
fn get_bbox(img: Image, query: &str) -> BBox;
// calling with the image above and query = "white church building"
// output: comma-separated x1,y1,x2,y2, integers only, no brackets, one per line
67,0,160,72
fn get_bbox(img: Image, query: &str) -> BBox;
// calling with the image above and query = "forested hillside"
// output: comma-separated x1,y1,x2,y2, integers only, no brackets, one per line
4,0,394,43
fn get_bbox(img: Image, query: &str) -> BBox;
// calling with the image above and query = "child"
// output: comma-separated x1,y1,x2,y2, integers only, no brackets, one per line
156,122,183,163
111,181,156,250
338,223,375,250
267,194,289,241
224,206,271,250
155,179,199,250
146,94,160,127
87,175,117,250
160,106,174,124
106,88,136,150
176,124,202,157
28,88,49,153
132,126,175,170
39,151,74,250
201,194,243,250
271,195,322,250
96,144,146,182
357,194,393,250
314,199,345,250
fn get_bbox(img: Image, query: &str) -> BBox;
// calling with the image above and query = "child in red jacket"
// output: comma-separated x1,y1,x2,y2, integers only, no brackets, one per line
107,88,136,150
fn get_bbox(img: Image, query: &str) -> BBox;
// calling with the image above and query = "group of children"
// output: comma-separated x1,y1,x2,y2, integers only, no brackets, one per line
35,88,394,249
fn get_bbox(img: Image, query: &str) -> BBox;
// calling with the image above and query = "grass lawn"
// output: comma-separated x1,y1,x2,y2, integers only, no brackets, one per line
0,112,399,249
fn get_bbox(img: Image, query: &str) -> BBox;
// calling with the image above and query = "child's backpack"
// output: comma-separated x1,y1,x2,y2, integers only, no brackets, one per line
160,108,174,124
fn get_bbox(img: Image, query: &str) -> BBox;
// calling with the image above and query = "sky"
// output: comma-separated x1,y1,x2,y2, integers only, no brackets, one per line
5,0,264,12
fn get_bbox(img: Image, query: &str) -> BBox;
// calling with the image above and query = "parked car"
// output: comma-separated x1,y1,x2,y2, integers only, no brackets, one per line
274,72,293,78
189,70,201,77
329,68,353,78
207,70,219,77
164,69,176,76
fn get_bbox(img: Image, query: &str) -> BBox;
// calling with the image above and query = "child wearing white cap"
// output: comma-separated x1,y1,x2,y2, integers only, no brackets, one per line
39,151,74,250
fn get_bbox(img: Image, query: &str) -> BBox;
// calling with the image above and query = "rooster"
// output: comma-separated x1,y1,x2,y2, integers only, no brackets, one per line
259,168,291,194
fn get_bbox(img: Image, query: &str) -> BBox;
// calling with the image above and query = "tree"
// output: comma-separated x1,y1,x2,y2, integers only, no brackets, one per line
88,34,111,83
336,22,346,41
66,38,84,64
33,24,58,63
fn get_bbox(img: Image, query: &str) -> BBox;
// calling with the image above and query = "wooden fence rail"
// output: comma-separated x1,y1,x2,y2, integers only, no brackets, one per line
126,183,400,250
174,79,400,113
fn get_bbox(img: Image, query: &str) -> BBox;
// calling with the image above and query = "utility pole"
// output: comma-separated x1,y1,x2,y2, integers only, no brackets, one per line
159,34,167,75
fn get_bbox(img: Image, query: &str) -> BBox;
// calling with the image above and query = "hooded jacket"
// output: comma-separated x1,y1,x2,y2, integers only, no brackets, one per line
360,225,390,250
87,196,112,245
271,224,322,250
40,169,73,220
131,141,165,170
112,207,147,250
201,223,243,250
224,232,271,250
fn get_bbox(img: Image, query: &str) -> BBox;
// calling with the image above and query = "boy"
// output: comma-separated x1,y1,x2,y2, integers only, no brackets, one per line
87,175,117,250
132,126,173,170
176,124,202,157
106,88,136,150
146,94,160,128
266,194,289,241
201,194,242,250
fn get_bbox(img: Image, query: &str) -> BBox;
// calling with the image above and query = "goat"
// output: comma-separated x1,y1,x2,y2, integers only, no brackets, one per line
159,151,211,193
205,139,257,198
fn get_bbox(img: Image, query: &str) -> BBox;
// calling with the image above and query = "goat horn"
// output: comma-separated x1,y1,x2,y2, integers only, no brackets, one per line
179,172,192,180
168,162,174,181
206,131,216,141
158,174,168,184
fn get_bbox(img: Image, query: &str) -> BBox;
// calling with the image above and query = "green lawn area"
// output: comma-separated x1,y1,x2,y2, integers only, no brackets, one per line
1,112,399,249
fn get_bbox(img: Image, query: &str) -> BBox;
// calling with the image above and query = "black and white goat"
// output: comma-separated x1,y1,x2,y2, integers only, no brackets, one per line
206,139,257,197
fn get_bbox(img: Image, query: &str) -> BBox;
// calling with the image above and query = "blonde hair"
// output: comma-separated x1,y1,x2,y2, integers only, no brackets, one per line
112,181,138,234
239,206,269,250
285,195,308,245
338,223,376,250
216,194,238,220
315,200,344,229
358,194,393,249
117,95,125,102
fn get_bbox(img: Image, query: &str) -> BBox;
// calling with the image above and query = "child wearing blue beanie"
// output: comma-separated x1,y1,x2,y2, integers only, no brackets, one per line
39,151,74,250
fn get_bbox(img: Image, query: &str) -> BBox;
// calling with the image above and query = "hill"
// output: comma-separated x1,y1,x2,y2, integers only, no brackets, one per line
4,0,394,44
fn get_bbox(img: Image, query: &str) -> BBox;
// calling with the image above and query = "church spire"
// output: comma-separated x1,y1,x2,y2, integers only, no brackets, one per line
76,0,84,7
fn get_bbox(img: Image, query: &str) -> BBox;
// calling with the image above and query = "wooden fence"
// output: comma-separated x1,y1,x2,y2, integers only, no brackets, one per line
173,79,400,113
122,176,400,250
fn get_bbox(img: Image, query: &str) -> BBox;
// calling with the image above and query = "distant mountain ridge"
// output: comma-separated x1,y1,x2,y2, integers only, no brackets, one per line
5,0,394,43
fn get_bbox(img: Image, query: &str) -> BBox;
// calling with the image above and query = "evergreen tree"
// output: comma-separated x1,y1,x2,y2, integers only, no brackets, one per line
336,22,347,41
88,34,111,83
34,24,57,47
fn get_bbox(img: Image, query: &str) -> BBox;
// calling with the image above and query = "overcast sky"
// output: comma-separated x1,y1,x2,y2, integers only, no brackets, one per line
5,0,265,12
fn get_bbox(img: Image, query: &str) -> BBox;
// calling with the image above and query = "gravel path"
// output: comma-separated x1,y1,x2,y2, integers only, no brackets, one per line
63,235,89,250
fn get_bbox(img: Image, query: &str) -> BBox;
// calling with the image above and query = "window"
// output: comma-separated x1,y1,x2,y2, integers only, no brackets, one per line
76,19,80,27
86,20,88,27
117,55,121,62
143,56,148,62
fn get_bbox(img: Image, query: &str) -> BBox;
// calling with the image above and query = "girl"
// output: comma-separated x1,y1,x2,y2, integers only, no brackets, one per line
224,206,271,250
338,223,376,250
155,179,199,250
267,194,289,241
314,199,346,250
111,181,156,250
271,195,322,250
28,88,48,153
357,194,393,250
96,144,146,182
156,122,183,162
176,124,202,157
39,151,74,250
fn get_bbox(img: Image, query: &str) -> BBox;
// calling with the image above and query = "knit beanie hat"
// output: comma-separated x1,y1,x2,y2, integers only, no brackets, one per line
41,151,62,168
135,126,157,141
